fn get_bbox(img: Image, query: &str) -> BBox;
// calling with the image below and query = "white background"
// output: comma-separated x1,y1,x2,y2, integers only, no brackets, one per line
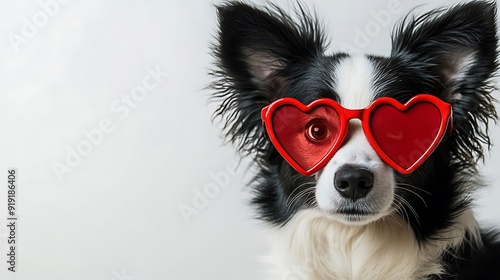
0,0,499,279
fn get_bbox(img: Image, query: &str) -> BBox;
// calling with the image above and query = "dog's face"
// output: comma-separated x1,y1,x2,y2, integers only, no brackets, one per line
313,56,396,224
212,1,498,232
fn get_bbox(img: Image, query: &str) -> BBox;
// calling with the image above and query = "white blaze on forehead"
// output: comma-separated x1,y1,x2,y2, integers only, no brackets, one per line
334,55,376,109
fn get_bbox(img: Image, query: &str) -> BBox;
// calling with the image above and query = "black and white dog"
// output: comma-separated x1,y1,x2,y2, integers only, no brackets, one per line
210,1,500,279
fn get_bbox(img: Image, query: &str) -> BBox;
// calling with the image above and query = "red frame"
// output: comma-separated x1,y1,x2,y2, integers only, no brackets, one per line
261,94,452,176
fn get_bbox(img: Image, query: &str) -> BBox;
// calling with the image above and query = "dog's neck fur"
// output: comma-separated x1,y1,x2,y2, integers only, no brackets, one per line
265,209,480,280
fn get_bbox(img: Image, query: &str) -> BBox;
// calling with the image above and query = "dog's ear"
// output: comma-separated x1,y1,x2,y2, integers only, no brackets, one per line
211,2,326,155
391,1,498,163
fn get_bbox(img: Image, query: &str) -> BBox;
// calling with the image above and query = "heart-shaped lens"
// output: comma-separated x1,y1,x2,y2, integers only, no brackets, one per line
368,100,445,173
271,104,342,174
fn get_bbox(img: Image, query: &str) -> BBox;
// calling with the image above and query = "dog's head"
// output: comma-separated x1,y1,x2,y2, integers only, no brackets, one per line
211,1,498,236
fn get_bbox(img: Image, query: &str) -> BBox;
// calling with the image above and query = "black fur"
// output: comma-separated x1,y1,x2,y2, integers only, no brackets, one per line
210,1,500,278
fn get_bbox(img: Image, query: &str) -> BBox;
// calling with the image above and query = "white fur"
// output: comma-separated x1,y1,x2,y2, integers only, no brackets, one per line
333,55,374,109
316,55,395,224
315,121,395,224
264,208,481,280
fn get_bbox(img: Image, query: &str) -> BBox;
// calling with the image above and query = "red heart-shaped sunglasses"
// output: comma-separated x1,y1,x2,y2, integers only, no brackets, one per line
261,94,452,176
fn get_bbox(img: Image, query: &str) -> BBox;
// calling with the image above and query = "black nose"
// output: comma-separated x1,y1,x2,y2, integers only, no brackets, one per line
334,165,374,201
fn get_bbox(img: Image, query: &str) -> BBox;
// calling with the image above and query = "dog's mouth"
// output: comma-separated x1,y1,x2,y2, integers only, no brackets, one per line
337,207,374,216
321,202,390,224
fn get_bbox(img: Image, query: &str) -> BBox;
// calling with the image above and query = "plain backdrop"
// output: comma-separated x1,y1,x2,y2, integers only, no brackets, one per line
0,0,499,279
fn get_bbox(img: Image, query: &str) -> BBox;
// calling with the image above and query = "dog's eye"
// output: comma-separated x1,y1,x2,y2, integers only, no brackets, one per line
306,119,329,142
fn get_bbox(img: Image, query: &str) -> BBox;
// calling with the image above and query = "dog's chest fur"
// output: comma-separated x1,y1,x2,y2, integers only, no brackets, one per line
265,209,479,280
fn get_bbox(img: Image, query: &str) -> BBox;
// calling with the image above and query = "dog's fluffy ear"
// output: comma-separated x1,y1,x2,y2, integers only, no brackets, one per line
211,2,326,155
392,1,498,163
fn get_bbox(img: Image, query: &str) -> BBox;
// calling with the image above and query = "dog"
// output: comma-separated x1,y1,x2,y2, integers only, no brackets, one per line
210,1,500,279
